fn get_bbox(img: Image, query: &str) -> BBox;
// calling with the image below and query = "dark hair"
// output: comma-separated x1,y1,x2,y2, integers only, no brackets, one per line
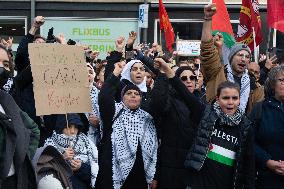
0,44,9,55
264,64,284,97
34,35,46,42
175,66,195,78
216,81,240,97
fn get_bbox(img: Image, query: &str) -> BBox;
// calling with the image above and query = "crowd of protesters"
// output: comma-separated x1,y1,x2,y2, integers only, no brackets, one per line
0,3,284,189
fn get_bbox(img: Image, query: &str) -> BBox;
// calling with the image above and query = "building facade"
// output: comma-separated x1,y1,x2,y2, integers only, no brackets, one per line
0,0,281,55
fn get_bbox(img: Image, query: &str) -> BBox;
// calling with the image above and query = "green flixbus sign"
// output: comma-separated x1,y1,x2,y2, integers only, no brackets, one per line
41,18,139,59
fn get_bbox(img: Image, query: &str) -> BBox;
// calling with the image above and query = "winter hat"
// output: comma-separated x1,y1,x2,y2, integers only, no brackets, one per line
228,43,251,63
121,84,142,99
175,66,195,78
54,113,83,133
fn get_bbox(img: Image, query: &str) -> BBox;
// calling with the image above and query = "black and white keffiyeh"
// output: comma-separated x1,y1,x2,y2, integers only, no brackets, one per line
112,102,158,189
3,78,13,92
213,101,244,127
226,65,250,112
44,131,99,188
87,86,102,145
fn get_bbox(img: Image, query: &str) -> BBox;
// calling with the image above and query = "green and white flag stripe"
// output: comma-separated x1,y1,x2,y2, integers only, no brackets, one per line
207,144,236,167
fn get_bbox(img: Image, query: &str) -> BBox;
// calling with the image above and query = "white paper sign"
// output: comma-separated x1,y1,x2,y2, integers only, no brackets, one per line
176,40,201,56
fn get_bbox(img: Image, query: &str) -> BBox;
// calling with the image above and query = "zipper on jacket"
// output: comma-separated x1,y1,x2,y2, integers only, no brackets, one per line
198,119,217,171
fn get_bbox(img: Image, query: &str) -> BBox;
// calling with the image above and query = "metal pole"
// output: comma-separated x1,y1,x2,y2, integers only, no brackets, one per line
31,0,35,26
142,0,148,43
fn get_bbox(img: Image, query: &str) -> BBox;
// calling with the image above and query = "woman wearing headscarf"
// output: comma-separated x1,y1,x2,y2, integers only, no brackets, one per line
95,61,158,189
250,65,284,189
44,113,99,189
154,59,254,189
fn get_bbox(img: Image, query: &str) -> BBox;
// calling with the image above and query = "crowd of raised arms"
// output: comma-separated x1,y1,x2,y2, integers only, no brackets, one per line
0,3,283,189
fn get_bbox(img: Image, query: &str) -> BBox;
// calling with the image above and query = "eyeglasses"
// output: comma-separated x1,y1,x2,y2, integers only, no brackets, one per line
277,78,284,85
180,75,197,82
131,67,145,72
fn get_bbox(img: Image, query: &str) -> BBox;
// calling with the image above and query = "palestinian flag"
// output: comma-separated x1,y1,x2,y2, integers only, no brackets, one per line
212,0,236,65
207,143,236,166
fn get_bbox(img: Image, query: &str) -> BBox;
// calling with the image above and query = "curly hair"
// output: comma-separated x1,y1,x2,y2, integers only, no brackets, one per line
264,64,284,98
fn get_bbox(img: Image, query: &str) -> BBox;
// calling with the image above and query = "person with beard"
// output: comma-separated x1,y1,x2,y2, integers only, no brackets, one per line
96,61,158,189
0,44,39,189
149,58,203,189
200,4,264,113
153,59,254,189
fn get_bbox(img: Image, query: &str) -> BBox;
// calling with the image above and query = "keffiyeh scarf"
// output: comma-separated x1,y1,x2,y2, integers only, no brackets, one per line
87,86,102,145
3,78,13,92
44,131,99,188
213,101,244,126
226,64,250,112
112,102,158,189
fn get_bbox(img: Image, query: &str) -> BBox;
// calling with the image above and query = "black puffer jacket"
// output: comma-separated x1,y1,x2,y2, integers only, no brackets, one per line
184,105,255,189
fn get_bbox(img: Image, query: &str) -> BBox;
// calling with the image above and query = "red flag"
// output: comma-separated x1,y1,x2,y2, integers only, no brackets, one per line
159,0,175,52
267,0,284,33
212,0,234,35
236,0,263,51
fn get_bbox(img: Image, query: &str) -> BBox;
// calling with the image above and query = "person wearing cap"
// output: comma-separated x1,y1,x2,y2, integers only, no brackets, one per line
149,58,204,189
96,61,158,189
200,3,264,113
44,113,99,189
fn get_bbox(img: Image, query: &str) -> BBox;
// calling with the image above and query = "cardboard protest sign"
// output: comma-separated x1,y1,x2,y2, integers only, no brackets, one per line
176,40,201,56
28,44,92,116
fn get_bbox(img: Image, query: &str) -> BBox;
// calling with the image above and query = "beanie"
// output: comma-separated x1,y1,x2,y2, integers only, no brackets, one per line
121,84,142,98
228,43,251,64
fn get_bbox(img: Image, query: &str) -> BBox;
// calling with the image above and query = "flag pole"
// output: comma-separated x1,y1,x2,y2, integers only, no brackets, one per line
159,29,162,45
252,27,258,63
266,28,272,57
273,28,277,47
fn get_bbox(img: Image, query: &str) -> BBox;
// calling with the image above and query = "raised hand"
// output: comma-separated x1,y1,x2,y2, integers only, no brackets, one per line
115,36,125,53
127,31,137,47
57,33,66,44
154,58,174,78
265,54,278,70
89,114,100,128
113,61,126,76
204,3,217,19
213,33,224,49
33,16,45,28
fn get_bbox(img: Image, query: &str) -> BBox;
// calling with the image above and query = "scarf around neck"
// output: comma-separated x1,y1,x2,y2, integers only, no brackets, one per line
111,102,158,189
44,131,99,188
226,64,250,112
213,101,244,126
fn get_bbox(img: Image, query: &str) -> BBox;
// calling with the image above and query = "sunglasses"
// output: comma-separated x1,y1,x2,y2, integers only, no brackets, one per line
180,75,197,82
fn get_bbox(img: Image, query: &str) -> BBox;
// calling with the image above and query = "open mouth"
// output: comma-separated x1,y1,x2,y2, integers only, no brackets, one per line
238,63,246,68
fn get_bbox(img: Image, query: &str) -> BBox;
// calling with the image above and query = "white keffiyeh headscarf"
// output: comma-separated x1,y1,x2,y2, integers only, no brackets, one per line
120,60,147,93
226,64,250,112
111,102,158,189
44,132,99,188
